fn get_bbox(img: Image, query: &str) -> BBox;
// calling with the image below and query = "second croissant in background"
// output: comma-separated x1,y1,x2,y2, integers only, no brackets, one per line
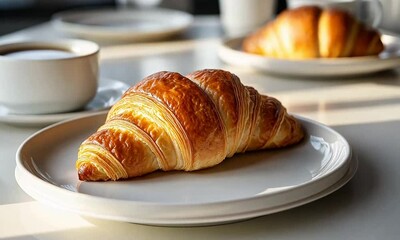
243,6,384,59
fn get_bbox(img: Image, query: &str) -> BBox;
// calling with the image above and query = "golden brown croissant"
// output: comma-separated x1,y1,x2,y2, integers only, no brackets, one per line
76,69,304,181
242,6,384,59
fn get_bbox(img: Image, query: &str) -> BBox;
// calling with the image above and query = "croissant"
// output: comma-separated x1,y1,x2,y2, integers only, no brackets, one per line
76,69,304,181
242,6,384,59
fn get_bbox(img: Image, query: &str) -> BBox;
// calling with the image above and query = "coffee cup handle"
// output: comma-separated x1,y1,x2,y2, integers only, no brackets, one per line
364,0,383,28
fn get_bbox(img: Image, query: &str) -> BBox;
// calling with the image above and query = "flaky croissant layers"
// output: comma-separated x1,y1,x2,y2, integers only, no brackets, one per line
76,69,304,181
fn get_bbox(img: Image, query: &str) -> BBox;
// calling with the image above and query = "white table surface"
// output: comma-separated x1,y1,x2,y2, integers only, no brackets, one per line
1,15,400,239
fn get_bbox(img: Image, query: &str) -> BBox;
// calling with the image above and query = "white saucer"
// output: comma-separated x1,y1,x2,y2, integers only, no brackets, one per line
0,78,129,127
51,8,193,42
15,113,356,226
218,34,400,77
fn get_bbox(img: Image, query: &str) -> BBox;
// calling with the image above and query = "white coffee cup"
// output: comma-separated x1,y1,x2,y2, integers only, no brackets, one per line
0,39,99,115
287,0,383,27
219,0,277,37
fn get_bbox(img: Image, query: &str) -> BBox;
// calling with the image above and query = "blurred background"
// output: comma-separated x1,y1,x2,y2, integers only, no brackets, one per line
0,0,398,37
0,0,288,36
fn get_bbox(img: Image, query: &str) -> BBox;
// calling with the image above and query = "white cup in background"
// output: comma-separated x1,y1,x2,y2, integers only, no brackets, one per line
287,0,383,27
0,39,99,115
219,0,276,37
379,0,400,33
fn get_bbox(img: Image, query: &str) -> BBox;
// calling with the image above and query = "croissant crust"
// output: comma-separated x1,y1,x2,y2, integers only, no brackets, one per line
76,69,304,181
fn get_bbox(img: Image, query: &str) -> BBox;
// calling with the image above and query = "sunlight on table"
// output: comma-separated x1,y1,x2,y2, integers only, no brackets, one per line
273,83,400,126
0,201,94,239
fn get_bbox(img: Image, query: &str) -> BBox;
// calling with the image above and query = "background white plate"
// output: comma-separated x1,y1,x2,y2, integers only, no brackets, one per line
52,8,193,42
0,79,129,127
15,113,355,226
219,34,400,77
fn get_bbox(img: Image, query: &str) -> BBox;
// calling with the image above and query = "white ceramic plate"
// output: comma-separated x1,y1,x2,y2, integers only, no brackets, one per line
219,34,400,77
15,113,356,226
52,8,193,42
0,79,129,127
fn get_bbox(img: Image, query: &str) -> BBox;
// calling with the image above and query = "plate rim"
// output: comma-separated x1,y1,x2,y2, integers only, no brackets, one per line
218,35,400,77
51,7,194,41
15,112,355,226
